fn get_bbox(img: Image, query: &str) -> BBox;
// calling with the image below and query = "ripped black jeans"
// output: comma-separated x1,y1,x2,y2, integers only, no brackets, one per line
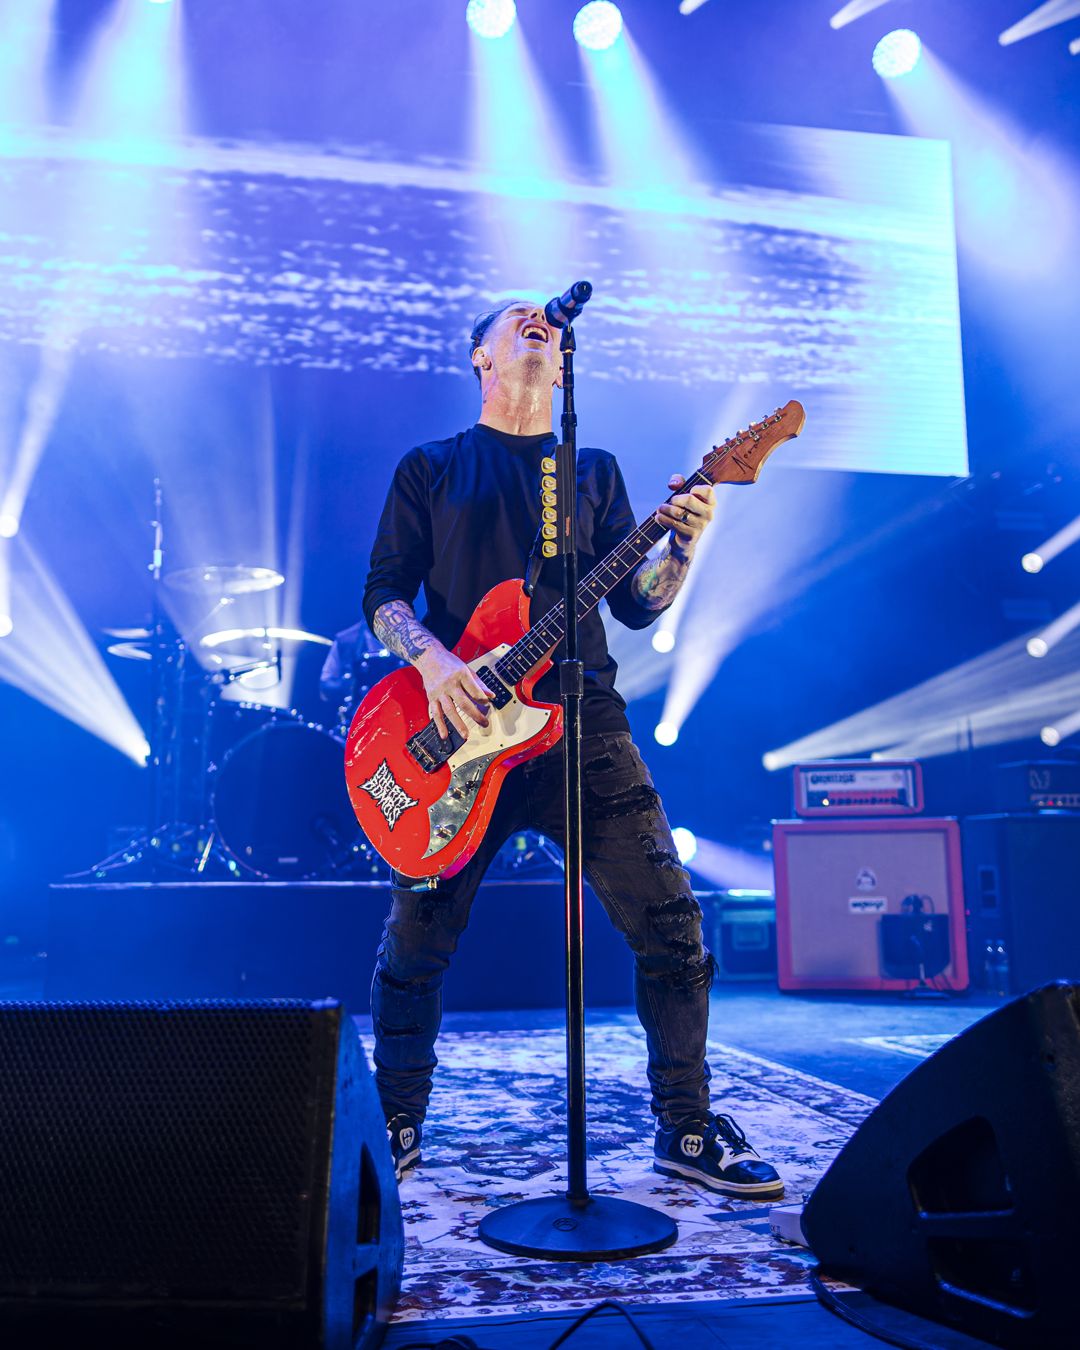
371,731,713,1131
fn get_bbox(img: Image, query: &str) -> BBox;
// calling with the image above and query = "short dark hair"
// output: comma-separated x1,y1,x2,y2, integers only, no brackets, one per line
468,299,526,384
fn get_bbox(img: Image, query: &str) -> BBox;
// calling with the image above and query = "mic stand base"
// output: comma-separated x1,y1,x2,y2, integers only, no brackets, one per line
477,1192,676,1262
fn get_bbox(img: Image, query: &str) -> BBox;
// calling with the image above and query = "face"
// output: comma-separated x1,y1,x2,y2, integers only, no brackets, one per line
472,301,562,392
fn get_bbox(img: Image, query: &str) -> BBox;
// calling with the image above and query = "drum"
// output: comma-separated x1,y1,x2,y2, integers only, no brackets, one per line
212,720,379,880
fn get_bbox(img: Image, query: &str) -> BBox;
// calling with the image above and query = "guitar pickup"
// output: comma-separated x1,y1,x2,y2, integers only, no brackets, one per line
475,666,512,709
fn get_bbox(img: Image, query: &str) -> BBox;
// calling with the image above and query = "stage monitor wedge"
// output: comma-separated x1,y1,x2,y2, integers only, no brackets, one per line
803,983,1080,1349
0,999,402,1348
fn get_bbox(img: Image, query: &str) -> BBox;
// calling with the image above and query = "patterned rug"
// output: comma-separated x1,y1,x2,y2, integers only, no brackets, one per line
391,1023,877,1323
854,1032,954,1060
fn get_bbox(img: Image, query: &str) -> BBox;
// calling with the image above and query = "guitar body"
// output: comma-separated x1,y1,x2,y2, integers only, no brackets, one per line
344,579,563,880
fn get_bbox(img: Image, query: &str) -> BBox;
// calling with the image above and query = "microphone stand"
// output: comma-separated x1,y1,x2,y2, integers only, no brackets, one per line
478,321,677,1260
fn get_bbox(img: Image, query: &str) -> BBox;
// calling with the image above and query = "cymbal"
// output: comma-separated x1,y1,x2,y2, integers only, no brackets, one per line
165,565,285,596
106,641,152,661
102,626,151,640
200,626,332,650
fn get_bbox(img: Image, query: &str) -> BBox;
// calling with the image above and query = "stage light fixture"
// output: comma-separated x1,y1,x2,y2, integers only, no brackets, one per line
654,720,679,746
1071,36,1080,54
1041,708,1080,746
678,0,712,13
651,628,675,654
0,614,12,638
1022,552,1044,573
0,514,18,539
466,0,517,40
672,827,698,864
1027,599,1080,660
574,2,624,52
872,29,922,79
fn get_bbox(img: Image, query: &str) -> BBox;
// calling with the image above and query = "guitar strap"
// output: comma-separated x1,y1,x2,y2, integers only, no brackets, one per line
523,519,545,598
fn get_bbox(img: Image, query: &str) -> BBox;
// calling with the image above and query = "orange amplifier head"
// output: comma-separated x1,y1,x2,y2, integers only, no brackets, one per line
793,760,923,817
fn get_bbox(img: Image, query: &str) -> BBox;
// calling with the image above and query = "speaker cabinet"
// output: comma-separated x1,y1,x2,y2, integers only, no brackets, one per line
0,1000,402,1347
962,813,1080,993
772,817,969,991
803,983,1080,1349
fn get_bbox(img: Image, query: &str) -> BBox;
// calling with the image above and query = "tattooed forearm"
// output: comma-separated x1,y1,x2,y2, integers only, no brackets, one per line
373,600,440,664
631,539,693,612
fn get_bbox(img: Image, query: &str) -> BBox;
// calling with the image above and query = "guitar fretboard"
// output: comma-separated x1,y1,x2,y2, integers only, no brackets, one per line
491,463,717,686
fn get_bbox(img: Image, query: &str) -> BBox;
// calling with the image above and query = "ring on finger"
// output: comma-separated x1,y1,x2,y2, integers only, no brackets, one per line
679,508,690,523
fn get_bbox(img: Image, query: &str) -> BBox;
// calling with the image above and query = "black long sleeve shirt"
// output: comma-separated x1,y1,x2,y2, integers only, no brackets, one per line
362,422,664,734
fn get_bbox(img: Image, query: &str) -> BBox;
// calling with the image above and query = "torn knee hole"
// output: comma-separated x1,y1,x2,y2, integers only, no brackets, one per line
586,784,661,821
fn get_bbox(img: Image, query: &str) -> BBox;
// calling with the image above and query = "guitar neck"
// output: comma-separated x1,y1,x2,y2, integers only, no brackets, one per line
492,463,716,687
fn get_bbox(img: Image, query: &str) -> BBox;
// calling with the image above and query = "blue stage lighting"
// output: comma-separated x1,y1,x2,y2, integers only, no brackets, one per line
466,0,517,40
672,827,698,864
872,29,922,78
574,2,624,52
654,720,679,746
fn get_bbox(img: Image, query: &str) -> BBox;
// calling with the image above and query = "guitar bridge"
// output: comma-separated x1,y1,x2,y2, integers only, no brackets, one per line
407,723,465,773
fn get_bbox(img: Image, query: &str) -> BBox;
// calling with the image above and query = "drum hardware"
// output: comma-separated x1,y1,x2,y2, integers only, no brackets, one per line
105,640,152,661
77,481,195,880
164,563,285,596
87,554,385,880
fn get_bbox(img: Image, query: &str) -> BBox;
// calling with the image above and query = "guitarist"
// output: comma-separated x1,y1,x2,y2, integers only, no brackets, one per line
362,297,783,1201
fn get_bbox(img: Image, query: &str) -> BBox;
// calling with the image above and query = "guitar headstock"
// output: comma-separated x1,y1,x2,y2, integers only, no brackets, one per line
701,400,806,486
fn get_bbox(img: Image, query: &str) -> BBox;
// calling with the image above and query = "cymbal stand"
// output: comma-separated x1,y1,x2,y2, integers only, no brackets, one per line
69,480,189,880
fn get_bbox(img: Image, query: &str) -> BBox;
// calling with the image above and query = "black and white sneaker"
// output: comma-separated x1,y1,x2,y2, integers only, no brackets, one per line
386,1114,422,1182
654,1112,784,1200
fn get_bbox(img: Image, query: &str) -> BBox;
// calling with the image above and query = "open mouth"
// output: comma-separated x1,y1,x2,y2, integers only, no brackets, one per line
520,323,549,342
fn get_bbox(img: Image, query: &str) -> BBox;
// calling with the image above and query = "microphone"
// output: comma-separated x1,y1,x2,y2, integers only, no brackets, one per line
544,280,593,329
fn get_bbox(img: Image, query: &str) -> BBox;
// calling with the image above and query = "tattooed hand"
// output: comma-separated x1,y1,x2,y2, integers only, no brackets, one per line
655,474,716,554
373,600,492,740
415,646,494,741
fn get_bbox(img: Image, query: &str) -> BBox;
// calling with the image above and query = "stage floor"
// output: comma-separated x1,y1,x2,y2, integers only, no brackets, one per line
0,958,1000,1347
365,986,998,1348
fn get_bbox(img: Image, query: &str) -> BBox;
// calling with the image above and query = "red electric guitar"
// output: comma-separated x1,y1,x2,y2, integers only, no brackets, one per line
345,400,806,879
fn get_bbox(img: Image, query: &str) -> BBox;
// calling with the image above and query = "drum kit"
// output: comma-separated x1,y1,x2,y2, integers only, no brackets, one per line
87,486,399,883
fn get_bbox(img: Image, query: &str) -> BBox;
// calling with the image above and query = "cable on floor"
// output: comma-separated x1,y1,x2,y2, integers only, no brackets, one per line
391,1296,658,1349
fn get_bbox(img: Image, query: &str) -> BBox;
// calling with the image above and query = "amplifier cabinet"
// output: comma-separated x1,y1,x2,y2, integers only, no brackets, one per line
699,890,777,981
772,817,969,992
962,812,1080,994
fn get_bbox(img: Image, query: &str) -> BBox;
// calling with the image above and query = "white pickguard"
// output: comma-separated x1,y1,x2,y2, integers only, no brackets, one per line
450,645,552,767
422,644,553,859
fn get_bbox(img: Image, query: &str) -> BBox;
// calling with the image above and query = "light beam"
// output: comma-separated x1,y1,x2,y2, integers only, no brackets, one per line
1022,511,1080,574
0,535,148,763
999,2,1080,45
830,1,898,29
764,625,1080,768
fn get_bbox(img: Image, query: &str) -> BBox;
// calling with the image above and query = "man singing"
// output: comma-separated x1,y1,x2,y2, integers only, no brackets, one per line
362,297,782,1200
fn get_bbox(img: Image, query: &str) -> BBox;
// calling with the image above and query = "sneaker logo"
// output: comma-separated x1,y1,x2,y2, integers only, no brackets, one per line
399,1126,416,1152
680,1133,704,1158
